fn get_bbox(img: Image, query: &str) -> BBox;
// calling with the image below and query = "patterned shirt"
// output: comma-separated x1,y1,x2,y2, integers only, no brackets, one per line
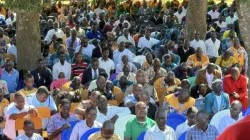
47,112,79,140
186,125,219,140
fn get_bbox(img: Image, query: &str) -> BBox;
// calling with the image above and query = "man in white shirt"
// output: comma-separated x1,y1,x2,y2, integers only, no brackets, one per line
113,41,133,66
96,95,131,124
113,14,131,29
70,106,102,140
190,31,206,54
15,120,44,140
94,3,108,18
98,48,115,78
138,28,160,51
117,28,135,46
207,5,220,20
218,100,243,134
7,36,17,62
214,16,227,29
66,29,81,49
116,55,137,73
3,92,38,140
205,31,221,59
225,11,237,25
174,7,185,24
44,22,64,43
144,108,176,140
176,107,198,139
52,52,71,80
6,12,16,26
75,37,95,57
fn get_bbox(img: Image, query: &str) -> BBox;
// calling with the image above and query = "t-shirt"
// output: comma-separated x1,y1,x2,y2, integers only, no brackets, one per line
215,95,222,110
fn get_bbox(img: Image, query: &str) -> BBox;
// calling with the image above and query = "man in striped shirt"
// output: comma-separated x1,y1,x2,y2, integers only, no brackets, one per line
71,53,88,76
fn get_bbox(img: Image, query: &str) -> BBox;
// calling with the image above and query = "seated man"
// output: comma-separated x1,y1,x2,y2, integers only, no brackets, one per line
172,62,195,80
145,58,167,85
47,99,79,140
128,91,157,120
195,63,222,88
124,102,156,140
3,92,38,140
96,95,131,124
26,86,57,129
144,108,176,140
186,110,219,139
223,67,248,111
142,52,153,72
74,91,101,120
190,84,212,99
164,80,195,115
125,70,158,101
15,120,44,140
112,75,134,92
88,120,121,140
70,106,102,140
176,107,198,139
161,54,177,72
154,71,181,94
116,64,136,82
218,100,243,134
116,55,137,73
205,79,230,119
19,73,37,96
187,47,209,71
52,52,71,80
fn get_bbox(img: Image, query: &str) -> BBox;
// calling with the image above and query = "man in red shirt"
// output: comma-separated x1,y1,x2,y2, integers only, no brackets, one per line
223,67,248,110
217,115,250,140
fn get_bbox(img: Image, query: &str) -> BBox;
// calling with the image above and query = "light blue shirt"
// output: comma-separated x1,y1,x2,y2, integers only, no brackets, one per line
26,93,57,111
124,94,155,105
1,68,19,94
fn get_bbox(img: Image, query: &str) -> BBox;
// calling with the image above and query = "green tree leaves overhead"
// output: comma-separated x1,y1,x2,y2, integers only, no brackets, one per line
5,0,42,12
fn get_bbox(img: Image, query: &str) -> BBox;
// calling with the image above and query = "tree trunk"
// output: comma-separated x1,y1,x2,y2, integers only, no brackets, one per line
16,10,41,70
185,0,208,40
237,1,250,106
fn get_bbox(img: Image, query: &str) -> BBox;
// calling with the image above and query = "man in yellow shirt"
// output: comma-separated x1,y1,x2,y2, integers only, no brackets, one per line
88,120,121,140
227,37,246,67
19,73,37,96
187,47,209,70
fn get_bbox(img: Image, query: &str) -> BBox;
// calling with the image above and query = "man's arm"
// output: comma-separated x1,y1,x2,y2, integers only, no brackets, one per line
9,108,37,120
48,123,70,139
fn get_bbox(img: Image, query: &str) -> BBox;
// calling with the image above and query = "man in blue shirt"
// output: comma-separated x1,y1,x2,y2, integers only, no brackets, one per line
86,22,103,40
1,58,19,95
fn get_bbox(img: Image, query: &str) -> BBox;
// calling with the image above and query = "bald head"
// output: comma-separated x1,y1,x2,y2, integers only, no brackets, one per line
231,67,240,81
230,100,242,118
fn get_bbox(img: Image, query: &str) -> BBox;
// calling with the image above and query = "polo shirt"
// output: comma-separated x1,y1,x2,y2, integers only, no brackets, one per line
52,61,71,80
15,133,44,140
88,131,121,140
71,62,88,76
86,30,103,40
98,58,115,78
1,68,19,94
124,117,156,140
3,103,35,140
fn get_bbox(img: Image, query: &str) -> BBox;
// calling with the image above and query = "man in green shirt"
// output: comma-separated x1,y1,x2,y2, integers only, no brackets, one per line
124,101,156,140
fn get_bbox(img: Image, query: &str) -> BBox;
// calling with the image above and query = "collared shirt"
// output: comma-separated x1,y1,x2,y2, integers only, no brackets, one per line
52,61,71,80
86,30,103,40
96,106,131,124
174,11,185,24
144,125,176,140
91,68,99,80
47,112,79,140
205,71,214,88
117,35,135,46
205,38,221,57
71,62,88,76
116,72,136,82
218,114,243,134
138,36,160,50
69,120,102,140
89,131,121,140
116,62,137,73
154,77,181,93
186,125,219,140
3,103,35,140
44,29,64,43
66,37,81,49
124,94,155,105
26,93,57,129
190,39,206,54
124,117,156,140
214,21,227,28
113,49,133,66
49,53,71,67
75,44,96,57
215,56,237,68
19,88,37,96
227,46,246,66
176,121,194,139
207,10,220,20
2,68,19,93
15,133,44,140
98,58,115,78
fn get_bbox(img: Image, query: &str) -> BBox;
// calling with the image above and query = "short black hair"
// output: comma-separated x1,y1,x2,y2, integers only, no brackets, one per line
14,92,25,99
102,47,109,52
24,73,34,81
99,72,108,80
61,98,71,106
24,120,34,127
37,58,44,63
91,57,99,63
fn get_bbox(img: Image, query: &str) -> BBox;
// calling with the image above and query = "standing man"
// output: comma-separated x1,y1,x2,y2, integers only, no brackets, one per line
223,67,248,111
205,31,221,62
52,52,71,80
98,48,115,78
190,31,206,54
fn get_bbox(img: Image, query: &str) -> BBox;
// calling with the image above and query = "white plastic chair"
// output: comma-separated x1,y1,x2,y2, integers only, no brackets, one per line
114,114,136,140
133,55,146,66
210,109,230,130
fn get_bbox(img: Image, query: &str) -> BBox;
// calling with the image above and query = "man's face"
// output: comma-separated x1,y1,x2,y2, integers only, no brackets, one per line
97,96,108,110
24,124,34,138
187,112,196,126
146,54,153,64
101,127,114,139
53,22,58,29
122,56,128,64
133,86,143,99
118,42,125,51
230,104,242,118
135,103,147,118
139,95,150,106
212,82,222,93
183,40,190,49
38,60,45,69
231,69,240,81
145,30,151,38
136,72,145,84
59,54,66,62
153,61,161,72
61,103,70,118
15,96,25,109
155,112,166,130
194,32,200,40
36,93,48,103
5,62,13,72
97,78,106,90
25,78,34,89
211,32,217,39
72,79,81,90
92,24,98,31
165,58,171,66
86,110,97,123
123,65,130,75
102,50,109,58
92,61,99,70
178,89,190,103
207,66,215,74
195,114,208,130
81,39,88,47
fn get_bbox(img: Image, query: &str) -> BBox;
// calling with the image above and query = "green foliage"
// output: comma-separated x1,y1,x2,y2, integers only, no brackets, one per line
5,0,42,12
240,0,250,4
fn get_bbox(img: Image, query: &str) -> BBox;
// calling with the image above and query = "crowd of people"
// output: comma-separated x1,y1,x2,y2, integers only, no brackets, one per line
0,0,248,139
